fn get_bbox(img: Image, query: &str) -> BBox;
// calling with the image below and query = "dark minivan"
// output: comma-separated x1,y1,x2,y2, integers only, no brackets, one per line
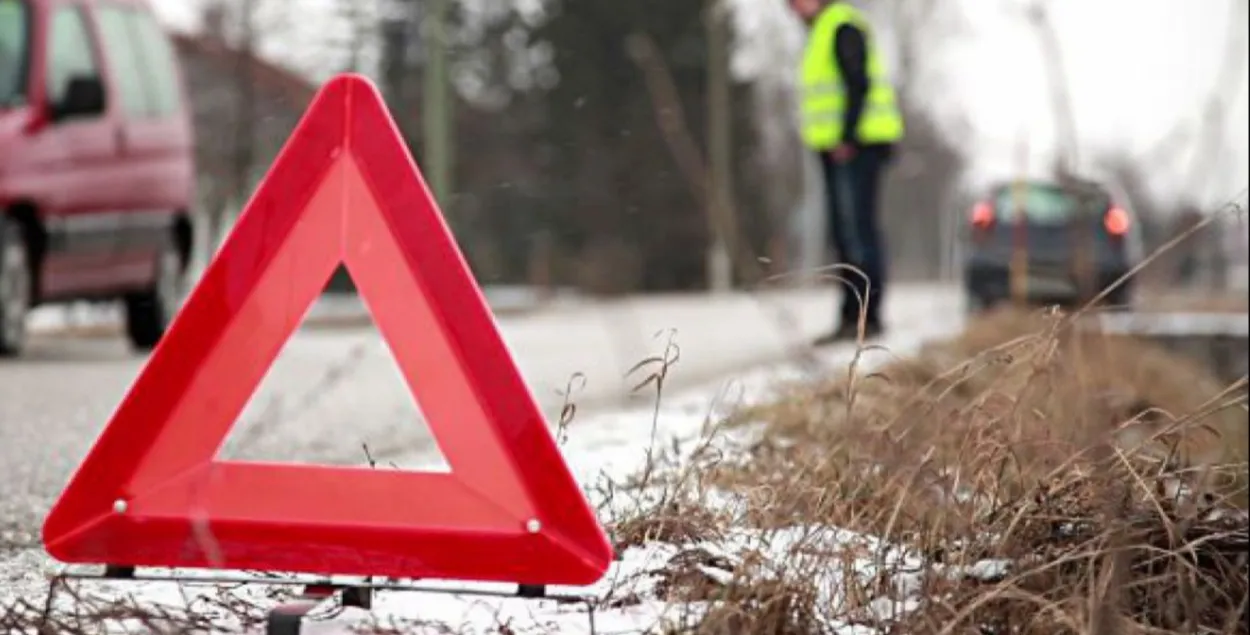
0,0,194,356
963,178,1144,313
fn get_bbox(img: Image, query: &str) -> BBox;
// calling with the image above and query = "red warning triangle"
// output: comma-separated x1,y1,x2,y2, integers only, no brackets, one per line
41,74,613,586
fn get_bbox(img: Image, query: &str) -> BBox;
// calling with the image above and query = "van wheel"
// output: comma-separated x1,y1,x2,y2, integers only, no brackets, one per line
124,241,185,351
965,294,994,318
0,217,32,357
1102,284,1134,313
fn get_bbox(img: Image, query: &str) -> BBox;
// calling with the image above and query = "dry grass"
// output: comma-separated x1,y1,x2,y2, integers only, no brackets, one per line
607,304,1249,635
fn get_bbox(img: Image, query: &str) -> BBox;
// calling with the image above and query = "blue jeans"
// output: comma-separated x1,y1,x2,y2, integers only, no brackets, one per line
818,145,892,327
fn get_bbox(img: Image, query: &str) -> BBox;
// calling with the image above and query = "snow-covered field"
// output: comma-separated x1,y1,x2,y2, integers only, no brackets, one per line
1,318,976,634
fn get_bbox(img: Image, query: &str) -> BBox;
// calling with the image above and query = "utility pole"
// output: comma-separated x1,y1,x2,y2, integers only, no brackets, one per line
423,0,453,204
705,0,734,292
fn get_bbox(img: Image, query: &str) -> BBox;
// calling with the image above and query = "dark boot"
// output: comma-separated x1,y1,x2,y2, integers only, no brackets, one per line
812,319,884,347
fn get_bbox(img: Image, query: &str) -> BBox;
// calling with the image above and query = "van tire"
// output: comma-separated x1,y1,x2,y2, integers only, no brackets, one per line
965,293,994,318
124,240,185,352
1102,283,1134,312
0,217,32,357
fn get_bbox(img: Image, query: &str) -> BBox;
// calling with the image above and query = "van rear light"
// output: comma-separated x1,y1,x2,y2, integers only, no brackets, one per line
970,201,995,229
1104,205,1130,236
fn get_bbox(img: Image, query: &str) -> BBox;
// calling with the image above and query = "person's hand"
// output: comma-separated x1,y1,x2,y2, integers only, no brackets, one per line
830,143,857,163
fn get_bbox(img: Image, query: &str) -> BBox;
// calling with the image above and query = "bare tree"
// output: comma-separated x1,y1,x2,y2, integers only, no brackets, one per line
194,0,234,265
1170,0,1248,289
1020,1,1080,183
228,0,258,252
379,0,415,110
625,32,758,288
885,0,939,98
336,0,373,73
722,0,807,275
192,0,261,256
1125,0,1248,288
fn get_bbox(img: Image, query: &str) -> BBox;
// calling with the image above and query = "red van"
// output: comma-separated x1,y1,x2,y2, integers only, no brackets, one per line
0,0,194,357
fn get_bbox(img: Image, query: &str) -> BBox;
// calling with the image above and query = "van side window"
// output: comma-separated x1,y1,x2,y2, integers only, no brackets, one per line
94,6,181,118
46,6,100,108
95,6,147,116
0,0,29,107
130,11,182,116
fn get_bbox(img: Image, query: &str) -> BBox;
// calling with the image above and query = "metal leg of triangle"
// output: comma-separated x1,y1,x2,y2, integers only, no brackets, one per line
66,566,574,632
266,584,373,635
103,565,135,579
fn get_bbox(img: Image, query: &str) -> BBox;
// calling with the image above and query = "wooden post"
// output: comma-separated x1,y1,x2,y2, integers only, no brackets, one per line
1009,178,1029,305
705,0,734,292
423,0,453,204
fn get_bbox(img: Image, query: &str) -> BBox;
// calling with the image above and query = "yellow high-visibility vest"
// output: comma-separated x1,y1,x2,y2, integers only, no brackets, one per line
799,3,904,149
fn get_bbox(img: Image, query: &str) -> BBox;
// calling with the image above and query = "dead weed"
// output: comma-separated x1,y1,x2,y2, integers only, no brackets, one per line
613,303,1249,635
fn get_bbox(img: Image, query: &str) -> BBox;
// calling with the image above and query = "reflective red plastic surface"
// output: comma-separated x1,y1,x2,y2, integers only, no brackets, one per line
41,74,613,585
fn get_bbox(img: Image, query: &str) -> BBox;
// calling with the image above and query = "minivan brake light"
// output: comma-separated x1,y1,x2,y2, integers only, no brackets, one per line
970,201,994,229
1104,206,1130,236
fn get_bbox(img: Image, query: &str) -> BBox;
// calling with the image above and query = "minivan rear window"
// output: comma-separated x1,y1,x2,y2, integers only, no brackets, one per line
0,0,27,106
992,183,1108,225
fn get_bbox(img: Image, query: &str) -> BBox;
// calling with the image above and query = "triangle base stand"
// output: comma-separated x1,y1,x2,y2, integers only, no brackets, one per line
65,565,571,635
266,583,373,635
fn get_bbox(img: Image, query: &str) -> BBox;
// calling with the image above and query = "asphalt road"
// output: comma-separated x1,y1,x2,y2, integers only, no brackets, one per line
0,285,962,553
0,329,468,549
1,336,146,549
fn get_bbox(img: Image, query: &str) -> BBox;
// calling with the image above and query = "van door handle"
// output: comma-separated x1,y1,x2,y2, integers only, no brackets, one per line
114,126,126,152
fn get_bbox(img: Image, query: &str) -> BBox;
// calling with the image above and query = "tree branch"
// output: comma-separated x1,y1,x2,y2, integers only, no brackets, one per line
1022,1,1080,183
623,31,762,286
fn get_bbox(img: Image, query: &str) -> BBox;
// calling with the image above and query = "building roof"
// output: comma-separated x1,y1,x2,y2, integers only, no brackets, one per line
168,30,316,108
149,0,381,87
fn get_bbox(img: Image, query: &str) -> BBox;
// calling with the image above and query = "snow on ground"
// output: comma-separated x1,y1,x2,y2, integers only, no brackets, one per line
1,318,983,634
1093,311,1250,337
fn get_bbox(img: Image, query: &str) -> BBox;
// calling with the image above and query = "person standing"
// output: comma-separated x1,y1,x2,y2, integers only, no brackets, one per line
791,0,904,344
